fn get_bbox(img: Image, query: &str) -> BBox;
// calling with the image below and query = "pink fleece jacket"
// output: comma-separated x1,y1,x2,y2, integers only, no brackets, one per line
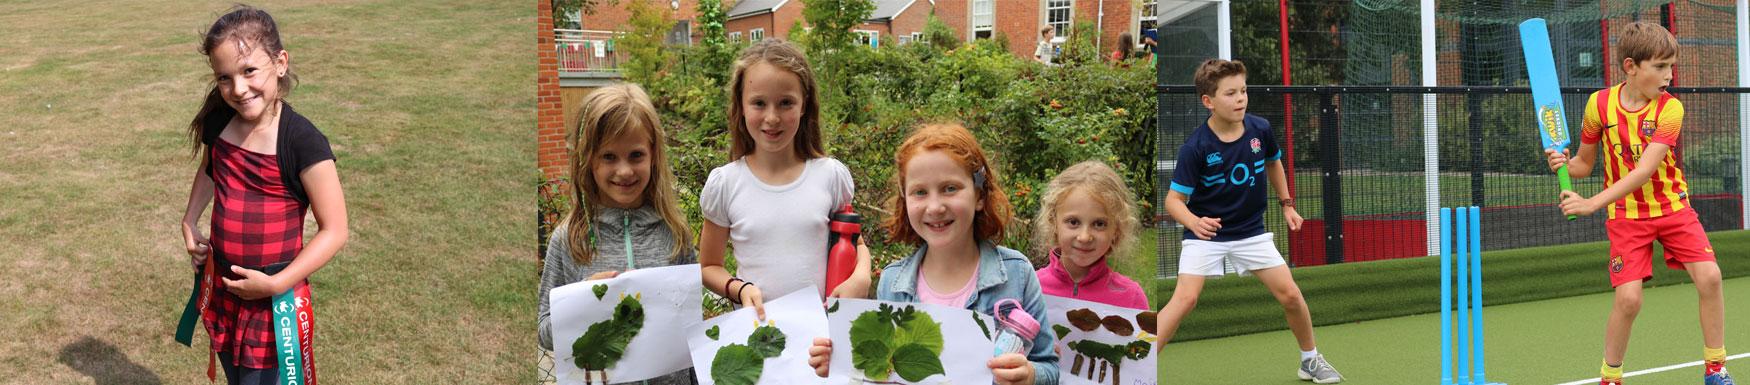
1035,248,1150,310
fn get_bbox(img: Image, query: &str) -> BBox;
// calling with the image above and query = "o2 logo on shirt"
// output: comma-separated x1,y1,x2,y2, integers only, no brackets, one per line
1228,162,1260,187
1250,138,1261,154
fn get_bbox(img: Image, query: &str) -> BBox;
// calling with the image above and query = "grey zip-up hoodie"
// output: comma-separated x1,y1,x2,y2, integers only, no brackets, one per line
539,205,697,385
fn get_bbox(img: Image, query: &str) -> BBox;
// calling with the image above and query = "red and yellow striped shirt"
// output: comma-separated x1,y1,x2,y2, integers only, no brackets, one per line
1579,83,1689,220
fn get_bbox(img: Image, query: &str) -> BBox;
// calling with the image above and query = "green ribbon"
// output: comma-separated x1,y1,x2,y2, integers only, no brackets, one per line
174,270,202,346
274,288,306,385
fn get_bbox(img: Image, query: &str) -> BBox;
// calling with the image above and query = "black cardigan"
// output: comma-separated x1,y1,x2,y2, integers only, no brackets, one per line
201,103,335,205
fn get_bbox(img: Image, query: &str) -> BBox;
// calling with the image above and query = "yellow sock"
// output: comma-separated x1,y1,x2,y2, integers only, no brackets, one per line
1706,346,1727,363
1601,359,1624,380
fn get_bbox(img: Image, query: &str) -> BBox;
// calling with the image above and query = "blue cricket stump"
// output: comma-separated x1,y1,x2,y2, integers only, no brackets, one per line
1441,206,1505,385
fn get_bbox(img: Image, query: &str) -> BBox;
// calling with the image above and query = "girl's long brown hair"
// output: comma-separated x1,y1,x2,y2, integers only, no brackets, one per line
188,4,296,157
726,39,824,161
565,83,694,265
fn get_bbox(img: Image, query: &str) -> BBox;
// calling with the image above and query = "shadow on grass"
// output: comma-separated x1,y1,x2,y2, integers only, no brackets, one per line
57,335,162,385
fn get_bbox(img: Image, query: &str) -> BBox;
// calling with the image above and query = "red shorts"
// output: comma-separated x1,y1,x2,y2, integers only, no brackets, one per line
1605,208,1716,287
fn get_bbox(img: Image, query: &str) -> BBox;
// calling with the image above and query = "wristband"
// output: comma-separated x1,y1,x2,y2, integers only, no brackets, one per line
726,277,745,305
736,281,755,305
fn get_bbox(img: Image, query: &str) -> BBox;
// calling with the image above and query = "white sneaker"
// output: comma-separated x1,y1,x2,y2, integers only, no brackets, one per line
1298,354,1344,384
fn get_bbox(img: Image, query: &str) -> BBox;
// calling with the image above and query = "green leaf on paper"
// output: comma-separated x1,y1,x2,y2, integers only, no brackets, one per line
849,303,949,381
895,311,943,355
827,300,840,314
710,344,764,385
849,311,892,348
572,294,643,370
891,343,946,382
851,338,893,381
591,284,608,300
974,313,993,340
706,325,720,341
746,324,786,359
1053,324,1072,340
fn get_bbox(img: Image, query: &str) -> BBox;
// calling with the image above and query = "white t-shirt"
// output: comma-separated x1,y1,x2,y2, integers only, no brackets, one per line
701,157,855,299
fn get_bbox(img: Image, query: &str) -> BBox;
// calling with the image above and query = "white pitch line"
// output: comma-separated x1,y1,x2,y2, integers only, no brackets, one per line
1552,352,1750,385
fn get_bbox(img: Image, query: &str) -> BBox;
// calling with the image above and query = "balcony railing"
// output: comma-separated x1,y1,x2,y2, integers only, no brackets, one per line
555,29,626,73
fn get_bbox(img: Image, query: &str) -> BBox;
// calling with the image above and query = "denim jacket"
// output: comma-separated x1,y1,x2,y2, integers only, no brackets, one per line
876,241,1060,385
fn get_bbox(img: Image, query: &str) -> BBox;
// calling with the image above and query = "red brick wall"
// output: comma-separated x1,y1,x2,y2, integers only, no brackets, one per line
927,0,1142,59
725,13,774,42
854,21,892,38
773,1,807,39
576,0,704,40
889,2,931,41
1078,0,1136,55
935,0,967,40
991,1,1040,58
538,0,567,179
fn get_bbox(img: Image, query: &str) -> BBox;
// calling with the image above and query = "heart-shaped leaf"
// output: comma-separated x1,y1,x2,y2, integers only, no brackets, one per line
891,343,946,382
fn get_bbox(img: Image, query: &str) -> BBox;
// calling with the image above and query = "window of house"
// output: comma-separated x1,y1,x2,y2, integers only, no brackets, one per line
729,31,742,41
855,30,879,48
972,0,993,39
1047,0,1072,37
750,28,764,42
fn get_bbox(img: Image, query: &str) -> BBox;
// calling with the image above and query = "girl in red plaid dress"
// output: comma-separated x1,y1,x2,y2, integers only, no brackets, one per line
180,5,347,385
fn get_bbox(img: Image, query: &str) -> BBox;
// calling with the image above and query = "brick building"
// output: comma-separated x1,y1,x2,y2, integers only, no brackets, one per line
934,0,1156,59
853,0,936,47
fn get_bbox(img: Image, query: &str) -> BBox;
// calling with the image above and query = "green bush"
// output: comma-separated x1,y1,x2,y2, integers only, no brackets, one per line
608,3,1154,270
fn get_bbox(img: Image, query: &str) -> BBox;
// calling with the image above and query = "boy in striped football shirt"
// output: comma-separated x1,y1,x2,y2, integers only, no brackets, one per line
1545,22,1732,385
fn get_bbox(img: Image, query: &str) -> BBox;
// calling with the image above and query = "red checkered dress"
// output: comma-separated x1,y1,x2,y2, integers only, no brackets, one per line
203,139,307,370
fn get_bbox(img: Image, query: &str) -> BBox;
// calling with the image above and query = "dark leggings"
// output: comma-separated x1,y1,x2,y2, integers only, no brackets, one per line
217,353,279,385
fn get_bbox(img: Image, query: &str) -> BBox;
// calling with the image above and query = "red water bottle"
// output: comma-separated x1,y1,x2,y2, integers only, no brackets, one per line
825,203,862,295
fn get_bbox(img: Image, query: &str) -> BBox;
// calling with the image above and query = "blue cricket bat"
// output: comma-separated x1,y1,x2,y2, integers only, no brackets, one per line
1519,18,1579,221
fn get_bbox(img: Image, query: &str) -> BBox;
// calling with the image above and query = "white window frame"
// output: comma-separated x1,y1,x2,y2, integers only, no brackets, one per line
898,34,913,45
972,0,994,39
729,31,743,41
1141,0,1158,23
750,28,765,42
1046,0,1073,37
855,30,879,48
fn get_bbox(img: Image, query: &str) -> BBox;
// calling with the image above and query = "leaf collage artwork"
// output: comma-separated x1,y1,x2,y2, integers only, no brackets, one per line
571,292,644,384
826,298,996,385
707,322,786,385
1043,295,1159,385
849,303,945,382
686,286,830,385
551,264,703,385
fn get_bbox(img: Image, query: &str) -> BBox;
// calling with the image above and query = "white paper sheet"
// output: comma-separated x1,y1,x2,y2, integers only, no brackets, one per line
551,264,703,385
1042,295,1158,385
825,298,997,385
686,286,831,384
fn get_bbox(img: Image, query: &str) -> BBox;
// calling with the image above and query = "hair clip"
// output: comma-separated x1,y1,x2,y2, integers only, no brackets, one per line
972,166,987,189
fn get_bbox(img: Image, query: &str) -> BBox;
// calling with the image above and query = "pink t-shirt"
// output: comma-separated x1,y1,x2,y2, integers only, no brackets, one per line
916,265,979,307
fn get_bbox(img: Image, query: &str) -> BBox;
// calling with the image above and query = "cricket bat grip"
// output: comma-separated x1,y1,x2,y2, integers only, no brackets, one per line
1558,164,1577,221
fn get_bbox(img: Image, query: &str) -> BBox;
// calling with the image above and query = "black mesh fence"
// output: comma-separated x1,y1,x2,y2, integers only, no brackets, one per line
1154,0,1750,278
1155,86,1747,277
